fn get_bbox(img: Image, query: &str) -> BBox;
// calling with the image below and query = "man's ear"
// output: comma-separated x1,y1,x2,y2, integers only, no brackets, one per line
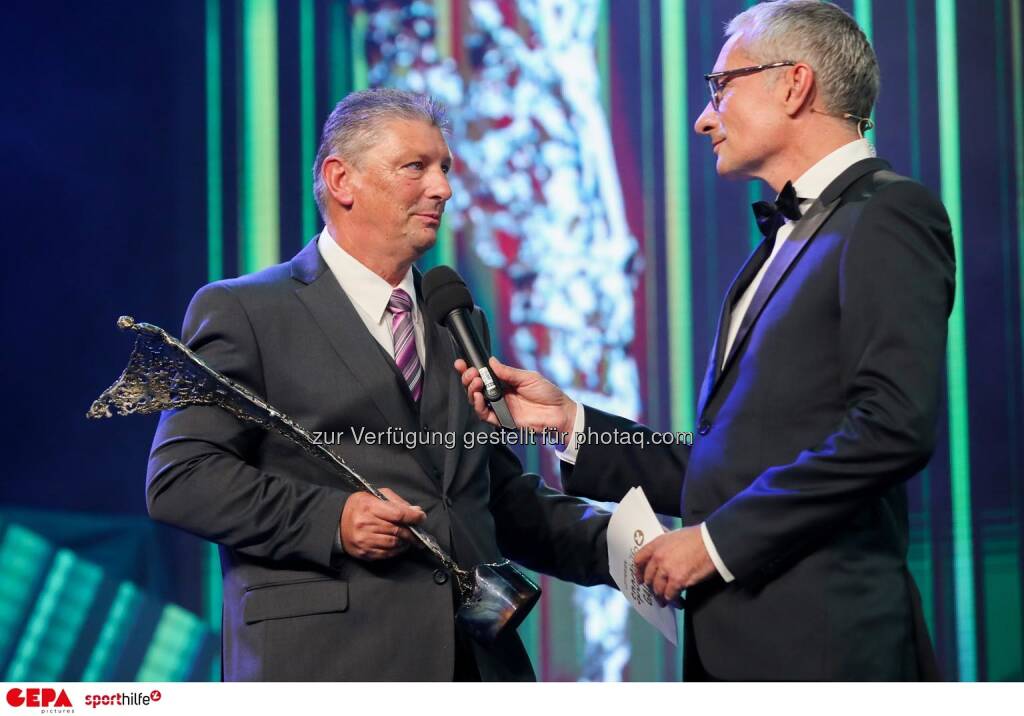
322,156,356,208
781,62,815,118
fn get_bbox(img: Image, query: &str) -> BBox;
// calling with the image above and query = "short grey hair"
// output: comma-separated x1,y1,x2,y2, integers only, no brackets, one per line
726,0,879,122
312,88,450,220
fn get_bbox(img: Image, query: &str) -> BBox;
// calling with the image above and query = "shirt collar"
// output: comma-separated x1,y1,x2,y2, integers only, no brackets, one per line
317,227,417,325
792,138,876,204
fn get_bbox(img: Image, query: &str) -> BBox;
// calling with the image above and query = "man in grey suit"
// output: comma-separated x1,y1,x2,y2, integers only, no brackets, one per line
146,88,611,681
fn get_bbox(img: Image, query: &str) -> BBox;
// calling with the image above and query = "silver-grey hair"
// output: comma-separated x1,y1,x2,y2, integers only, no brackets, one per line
726,0,879,123
312,88,450,220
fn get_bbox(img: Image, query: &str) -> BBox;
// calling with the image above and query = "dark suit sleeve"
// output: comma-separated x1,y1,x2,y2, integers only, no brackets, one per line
146,283,349,569
704,180,955,583
557,406,688,516
487,445,613,587
471,310,613,587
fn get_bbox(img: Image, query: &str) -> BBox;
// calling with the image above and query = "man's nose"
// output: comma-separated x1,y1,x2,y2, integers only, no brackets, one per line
429,169,453,202
694,101,717,135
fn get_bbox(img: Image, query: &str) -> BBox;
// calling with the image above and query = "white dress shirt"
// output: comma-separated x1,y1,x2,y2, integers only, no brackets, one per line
557,138,877,583
317,227,426,369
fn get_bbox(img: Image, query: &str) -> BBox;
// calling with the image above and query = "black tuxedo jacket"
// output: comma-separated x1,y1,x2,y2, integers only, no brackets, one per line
147,238,611,681
563,158,953,680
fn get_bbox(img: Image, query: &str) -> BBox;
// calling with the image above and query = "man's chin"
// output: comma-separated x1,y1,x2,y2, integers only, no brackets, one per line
412,232,438,257
715,156,739,178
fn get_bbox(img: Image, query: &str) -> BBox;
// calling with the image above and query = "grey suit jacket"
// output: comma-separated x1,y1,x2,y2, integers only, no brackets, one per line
147,238,611,681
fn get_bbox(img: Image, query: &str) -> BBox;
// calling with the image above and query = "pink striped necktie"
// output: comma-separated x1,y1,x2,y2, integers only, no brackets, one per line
387,288,423,402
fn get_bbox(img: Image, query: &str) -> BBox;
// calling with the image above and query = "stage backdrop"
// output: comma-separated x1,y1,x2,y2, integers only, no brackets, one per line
2,0,1022,681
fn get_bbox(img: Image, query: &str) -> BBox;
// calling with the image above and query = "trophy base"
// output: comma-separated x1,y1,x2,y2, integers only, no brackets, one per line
455,561,541,645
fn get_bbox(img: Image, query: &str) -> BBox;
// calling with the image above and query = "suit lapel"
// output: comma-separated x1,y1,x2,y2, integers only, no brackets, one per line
717,196,839,376
698,158,891,415
420,306,468,492
412,268,470,492
714,239,772,377
697,239,772,417
441,347,469,493
290,240,438,481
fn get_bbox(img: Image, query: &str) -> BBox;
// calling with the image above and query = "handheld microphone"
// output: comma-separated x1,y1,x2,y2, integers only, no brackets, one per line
422,266,517,430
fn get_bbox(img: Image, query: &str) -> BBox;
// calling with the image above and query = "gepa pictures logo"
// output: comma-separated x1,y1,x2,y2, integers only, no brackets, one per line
6,687,73,710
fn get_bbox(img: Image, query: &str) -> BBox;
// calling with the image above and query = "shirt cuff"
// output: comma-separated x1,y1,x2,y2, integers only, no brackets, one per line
554,401,585,465
700,521,735,583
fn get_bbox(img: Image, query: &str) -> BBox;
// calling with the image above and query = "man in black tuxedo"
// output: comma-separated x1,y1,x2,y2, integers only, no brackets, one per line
147,88,611,681
457,0,951,680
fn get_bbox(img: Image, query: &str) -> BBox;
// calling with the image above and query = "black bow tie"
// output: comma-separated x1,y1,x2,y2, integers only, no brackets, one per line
751,181,804,239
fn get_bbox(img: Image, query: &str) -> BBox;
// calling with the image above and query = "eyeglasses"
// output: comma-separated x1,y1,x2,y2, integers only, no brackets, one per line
704,61,795,111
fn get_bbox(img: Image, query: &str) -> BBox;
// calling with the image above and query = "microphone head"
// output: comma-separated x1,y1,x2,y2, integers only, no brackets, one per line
422,265,473,325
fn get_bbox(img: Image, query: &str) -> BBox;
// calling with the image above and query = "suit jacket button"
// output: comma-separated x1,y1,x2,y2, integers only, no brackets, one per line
444,496,453,508
433,569,449,585
698,420,711,435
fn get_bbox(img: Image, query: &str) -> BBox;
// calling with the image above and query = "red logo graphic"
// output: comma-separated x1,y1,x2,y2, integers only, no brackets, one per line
82,689,163,708
6,687,73,708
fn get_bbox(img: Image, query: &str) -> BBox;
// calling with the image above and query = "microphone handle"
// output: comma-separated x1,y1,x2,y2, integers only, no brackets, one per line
445,308,517,429
446,309,502,401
